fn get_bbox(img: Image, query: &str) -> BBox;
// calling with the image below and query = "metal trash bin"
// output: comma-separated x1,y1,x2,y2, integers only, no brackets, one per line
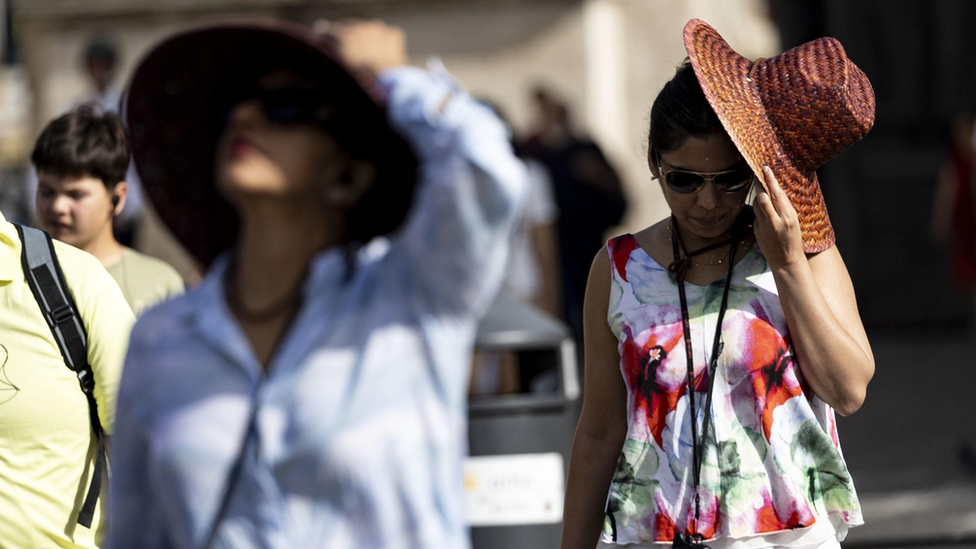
465,295,580,549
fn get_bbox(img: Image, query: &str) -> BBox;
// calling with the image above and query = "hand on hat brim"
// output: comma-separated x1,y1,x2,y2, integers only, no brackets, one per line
754,165,806,268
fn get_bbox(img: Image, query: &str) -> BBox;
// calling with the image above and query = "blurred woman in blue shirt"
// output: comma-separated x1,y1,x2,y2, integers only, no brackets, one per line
111,20,526,549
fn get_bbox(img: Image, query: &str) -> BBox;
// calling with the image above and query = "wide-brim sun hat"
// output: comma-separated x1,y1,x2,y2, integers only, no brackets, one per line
683,19,875,253
125,18,418,268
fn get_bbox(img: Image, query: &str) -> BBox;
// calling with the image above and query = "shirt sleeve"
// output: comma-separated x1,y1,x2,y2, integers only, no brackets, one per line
378,64,528,318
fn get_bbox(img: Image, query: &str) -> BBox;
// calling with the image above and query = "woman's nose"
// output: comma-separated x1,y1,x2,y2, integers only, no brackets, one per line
224,99,265,129
696,180,721,209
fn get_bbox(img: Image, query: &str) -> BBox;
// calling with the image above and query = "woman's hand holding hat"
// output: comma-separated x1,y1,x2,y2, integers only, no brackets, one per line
754,165,806,269
332,20,408,76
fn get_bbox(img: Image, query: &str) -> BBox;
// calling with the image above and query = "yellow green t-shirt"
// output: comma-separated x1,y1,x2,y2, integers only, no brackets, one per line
0,214,135,548
105,247,185,317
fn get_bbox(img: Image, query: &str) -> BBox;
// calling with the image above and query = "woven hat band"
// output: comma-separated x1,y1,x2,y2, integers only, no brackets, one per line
757,38,876,173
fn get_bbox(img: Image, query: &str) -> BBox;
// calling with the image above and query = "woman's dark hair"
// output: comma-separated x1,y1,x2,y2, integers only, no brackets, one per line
648,60,725,158
31,105,130,187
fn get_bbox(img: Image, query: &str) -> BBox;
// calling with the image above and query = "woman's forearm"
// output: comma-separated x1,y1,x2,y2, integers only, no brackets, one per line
770,247,874,415
753,167,874,416
560,425,624,549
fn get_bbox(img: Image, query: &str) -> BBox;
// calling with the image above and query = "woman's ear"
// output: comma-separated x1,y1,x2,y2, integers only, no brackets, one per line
647,147,661,181
323,159,376,209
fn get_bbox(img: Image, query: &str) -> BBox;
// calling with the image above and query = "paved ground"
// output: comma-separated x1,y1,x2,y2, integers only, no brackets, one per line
837,331,976,547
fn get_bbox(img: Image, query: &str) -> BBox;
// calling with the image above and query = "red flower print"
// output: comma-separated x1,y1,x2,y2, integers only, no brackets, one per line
755,492,813,532
611,235,640,282
654,512,676,541
745,319,802,441
621,328,683,449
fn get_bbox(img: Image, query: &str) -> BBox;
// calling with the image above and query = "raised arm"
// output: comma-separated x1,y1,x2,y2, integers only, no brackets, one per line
560,250,629,549
335,21,527,317
753,166,875,416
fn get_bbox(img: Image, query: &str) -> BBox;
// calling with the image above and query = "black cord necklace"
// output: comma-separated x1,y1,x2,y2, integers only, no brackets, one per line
670,217,740,547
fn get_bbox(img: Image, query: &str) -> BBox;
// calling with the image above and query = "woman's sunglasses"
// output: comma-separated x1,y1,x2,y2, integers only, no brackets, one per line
220,85,335,127
656,153,754,194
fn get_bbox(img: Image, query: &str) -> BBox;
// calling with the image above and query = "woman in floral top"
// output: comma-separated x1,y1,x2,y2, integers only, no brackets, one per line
560,20,875,549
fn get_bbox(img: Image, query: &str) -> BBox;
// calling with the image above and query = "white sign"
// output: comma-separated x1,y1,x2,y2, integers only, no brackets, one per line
463,453,565,526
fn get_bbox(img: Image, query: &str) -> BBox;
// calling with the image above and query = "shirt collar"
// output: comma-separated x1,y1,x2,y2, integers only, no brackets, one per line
0,211,23,282
180,242,361,325
174,246,353,377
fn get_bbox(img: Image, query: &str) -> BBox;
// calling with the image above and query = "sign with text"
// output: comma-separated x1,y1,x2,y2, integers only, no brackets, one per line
463,453,565,526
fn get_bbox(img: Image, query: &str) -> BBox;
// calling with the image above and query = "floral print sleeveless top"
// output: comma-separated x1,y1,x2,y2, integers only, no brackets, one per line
602,235,862,544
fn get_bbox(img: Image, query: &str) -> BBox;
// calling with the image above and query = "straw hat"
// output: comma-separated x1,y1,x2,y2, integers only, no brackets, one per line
683,19,875,253
125,19,417,268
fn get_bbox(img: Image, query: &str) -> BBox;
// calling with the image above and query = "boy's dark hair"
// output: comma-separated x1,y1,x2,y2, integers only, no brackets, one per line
648,60,725,157
31,105,130,188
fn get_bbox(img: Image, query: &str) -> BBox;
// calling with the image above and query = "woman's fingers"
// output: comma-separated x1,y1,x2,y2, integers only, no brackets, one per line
762,166,790,215
753,188,771,218
758,165,801,222
755,166,770,196
753,167,777,222
752,166,805,267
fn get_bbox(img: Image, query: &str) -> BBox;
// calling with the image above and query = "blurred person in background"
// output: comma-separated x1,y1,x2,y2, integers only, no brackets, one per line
110,18,525,549
494,103,561,319
469,99,561,395
930,111,976,336
32,106,184,316
522,86,626,355
74,37,122,114
560,20,875,549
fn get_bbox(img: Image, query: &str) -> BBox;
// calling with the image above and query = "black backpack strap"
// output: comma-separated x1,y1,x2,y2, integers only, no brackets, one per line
15,224,105,528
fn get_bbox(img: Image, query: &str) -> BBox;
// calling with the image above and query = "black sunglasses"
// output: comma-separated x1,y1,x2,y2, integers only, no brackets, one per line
220,85,335,127
656,153,754,194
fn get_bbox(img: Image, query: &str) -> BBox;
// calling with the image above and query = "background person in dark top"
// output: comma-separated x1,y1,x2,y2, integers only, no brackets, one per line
521,86,627,354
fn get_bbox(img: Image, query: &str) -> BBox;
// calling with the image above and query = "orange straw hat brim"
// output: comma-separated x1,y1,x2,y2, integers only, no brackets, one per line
683,19,875,253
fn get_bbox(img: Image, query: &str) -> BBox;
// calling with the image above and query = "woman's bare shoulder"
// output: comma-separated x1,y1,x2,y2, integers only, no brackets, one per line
631,219,670,266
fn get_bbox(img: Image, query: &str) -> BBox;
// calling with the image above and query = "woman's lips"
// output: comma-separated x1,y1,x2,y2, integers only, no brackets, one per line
228,138,259,157
692,214,726,228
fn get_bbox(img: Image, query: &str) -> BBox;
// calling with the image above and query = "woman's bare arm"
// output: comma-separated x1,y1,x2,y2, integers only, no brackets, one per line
753,166,874,415
560,250,629,549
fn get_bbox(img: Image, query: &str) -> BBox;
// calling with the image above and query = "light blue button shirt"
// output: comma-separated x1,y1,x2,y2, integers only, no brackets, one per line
109,66,527,549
